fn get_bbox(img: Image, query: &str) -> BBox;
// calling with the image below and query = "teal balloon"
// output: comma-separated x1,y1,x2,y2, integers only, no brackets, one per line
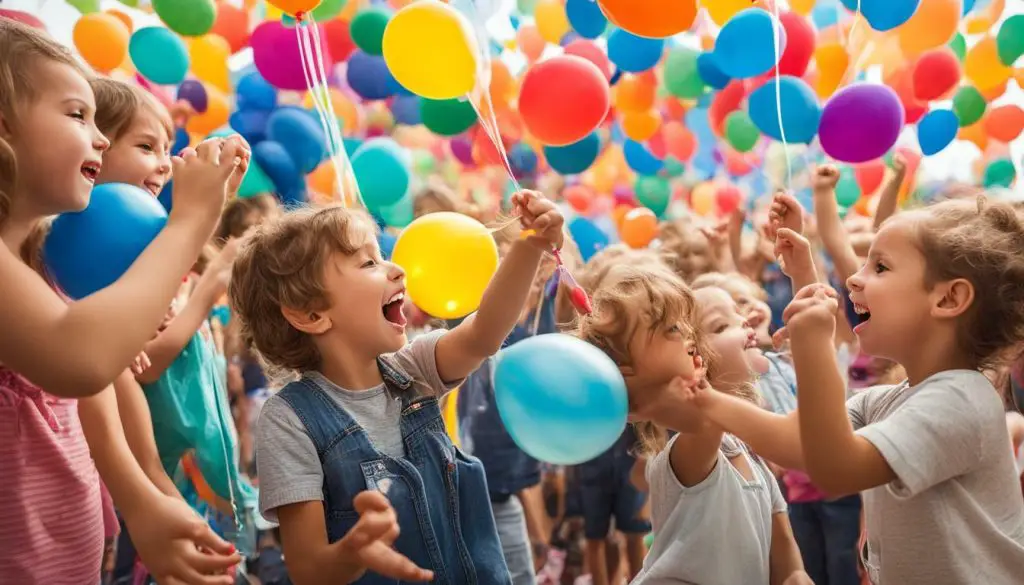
238,159,275,198
494,334,628,465
724,110,759,153
312,0,348,20
420,98,477,136
635,175,671,216
835,167,861,207
351,7,391,56
130,27,189,85
663,47,706,99
661,156,685,178
983,159,1016,189
996,14,1024,66
152,0,216,36
378,191,415,228
352,138,411,211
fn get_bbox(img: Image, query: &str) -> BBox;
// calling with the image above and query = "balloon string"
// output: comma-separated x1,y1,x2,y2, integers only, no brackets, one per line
847,0,862,63
295,22,342,201
770,1,792,189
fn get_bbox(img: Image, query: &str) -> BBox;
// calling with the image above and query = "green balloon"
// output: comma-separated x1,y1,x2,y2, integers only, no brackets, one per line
351,7,391,56
644,533,654,549
412,150,437,176
68,0,101,13
419,98,478,136
312,0,348,21
948,33,967,62
152,0,216,37
952,86,986,127
724,111,759,153
517,0,539,13
835,167,861,208
379,192,415,228
238,160,275,198
983,159,1016,189
663,47,706,99
661,156,685,178
635,176,672,217
996,14,1024,67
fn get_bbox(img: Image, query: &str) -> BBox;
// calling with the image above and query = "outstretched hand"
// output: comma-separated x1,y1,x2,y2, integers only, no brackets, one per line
335,491,434,583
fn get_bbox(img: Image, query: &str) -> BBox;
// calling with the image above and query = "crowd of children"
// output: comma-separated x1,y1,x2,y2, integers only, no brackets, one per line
2,16,1024,585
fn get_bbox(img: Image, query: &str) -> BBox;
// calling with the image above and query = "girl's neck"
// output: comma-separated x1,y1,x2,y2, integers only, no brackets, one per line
0,213,39,258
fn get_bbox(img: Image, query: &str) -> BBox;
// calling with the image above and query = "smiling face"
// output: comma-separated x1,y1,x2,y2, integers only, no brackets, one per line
96,111,172,196
695,287,769,389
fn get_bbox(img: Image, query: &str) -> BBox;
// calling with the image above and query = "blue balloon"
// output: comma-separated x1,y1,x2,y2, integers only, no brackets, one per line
494,334,628,465
748,75,821,144
813,0,842,29
566,0,607,39
568,216,610,261
267,107,327,174
608,67,623,86
158,180,173,213
916,109,959,156
623,139,664,175
860,0,920,31
607,29,665,73
44,183,168,300
696,52,730,90
352,138,411,210
390,95,421,125
509,143,538,178
544,133,601,175
714,8,786,79
229,109,270,145
171,128,190,156
130,27,189,85
235,71,278,112
378,231,397,260
253,141,304,204
347,50,398,101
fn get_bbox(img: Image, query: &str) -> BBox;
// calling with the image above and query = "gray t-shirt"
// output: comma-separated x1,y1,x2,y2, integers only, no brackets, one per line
635,434,786,585
849,369,1024,585
255,331,458,521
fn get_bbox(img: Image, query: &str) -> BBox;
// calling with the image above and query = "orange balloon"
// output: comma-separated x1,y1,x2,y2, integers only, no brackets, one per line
597,0,698,39
983,105,1024,143
664,97,688,121
662,121,696,162
964,0,1005,35
106,9,133,34
614,72,657,112
621,109,661,141
690,182,716,216
489,60,516,106
212,2,251,54
308,160,337,197
186,84,229,136
517,24,545,62
980,79,1008,102
73,13,129,73
620,207,659,248
814,42,849,99
304,87,362,133
965,36,1012,92
612,203,633,229
958,122,988,152
897,0,959,56
563,185,594,213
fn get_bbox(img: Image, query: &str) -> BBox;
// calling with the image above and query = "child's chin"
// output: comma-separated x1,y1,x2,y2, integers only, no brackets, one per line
747,350,771,375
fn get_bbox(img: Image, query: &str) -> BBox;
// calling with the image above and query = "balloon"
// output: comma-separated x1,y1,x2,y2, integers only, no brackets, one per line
535,0,570,44
390,95,421,126
663,47,706,99
0,9,46,28
129,27,188,85
621,109,661,142
382,2,478,100
347,50,399,100
238,158,276,198
965,36,1011,92
614,72,657,111
695,51,730,90
716,184,742,215
912,49,960,101
419,98,477,136
564,39,613,80
859,0,921,31
897,0,959,56
519,56,610,146
44,183,168,300
948,32,967,62
267,107,326,174
854,160,886,195
186,84,229,136
323,18,357,63
597,0,698,38
814,42,849,98
619,207,658,248
916,109,959,155
635,175,671,216
952,86,986,127
775,11,815,77
211,2,250,54
152,0,216,36
352,138,410,210
983,159,1016,188
819,84,903,164
494,334,628,465
566,0,607,39
252,21,334,91
983,105,1024,143
74,13,129,73
569,216,610,260
703,0,758,25
725,110,759,153
544,132,601,175
516,24,546,62
690,181,715,215
189,34,231,92
607,29,665,73
351,6,390,56
835,167,861,207
236,71,278,112
392,212,498,319
267,0,322,15
624,139,664,175
713,9,786,79
662,121,697,162
888,65,927,125
563,184,593,213
253,140,303,202
312,0,348,20
997,14,1024,66
748,75,821,144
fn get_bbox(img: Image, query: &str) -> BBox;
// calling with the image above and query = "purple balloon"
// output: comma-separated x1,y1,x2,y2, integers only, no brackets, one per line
390,95,421,125
177,80,208,114
449,136,474,166
819,83,904,164
346,50,397,101
252,21,334,91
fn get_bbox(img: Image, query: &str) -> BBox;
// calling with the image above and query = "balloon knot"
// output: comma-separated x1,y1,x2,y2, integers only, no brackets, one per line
295,11,306,22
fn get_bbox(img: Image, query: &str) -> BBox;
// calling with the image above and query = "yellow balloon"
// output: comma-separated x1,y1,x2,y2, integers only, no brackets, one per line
535,0,570,45
691,182,715,216
789,0,816,15
965,36,1011,93
391,212,499,319
702,0,753,26
382,2,479,100
189,35,231,93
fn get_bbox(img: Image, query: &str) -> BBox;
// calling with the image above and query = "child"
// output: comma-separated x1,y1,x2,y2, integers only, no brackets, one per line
0,19,245,584
576,262,810,585
231,192,565,583
689,195,1024,584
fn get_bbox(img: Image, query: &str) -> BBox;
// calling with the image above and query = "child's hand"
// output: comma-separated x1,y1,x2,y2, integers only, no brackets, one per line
891,153,907,177
336,491,434,583
130,351,152,376
698,219,729,248
773,283,839,348
782,570,816,585
223,135,251,198
170,137,248,226
512,190,565,251
206,236,245,290
811,164,840,194
767,190,804,240
125,495,240,585
774,228,815,282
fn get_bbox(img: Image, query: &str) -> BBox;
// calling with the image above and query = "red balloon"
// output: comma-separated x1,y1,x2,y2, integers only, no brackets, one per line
564,39,613,81
211,3,250,54
519,56,610,146
715,184,743,215
323,19,356,63
911,48,960,102
709,81,747,136
889,66,926,125
773,12,815,77
563,185,594,213
854,160,885,195
0,9,45,29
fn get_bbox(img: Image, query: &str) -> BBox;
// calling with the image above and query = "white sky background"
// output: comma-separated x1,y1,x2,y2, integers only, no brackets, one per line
5,0,1022,195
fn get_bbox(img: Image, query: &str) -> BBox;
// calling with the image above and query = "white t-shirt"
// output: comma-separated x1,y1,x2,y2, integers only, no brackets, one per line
635,434,786,585
849,369,1024,584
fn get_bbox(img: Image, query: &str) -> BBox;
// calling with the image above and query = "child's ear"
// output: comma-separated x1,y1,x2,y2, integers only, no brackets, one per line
281,306,332,335
932,278,974,320
0,112,12,141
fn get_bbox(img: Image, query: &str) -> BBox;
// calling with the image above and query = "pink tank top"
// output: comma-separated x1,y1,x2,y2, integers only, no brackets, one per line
0,367,104,583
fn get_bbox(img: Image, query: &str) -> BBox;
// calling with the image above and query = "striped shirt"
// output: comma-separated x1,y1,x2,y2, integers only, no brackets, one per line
0,367,104,584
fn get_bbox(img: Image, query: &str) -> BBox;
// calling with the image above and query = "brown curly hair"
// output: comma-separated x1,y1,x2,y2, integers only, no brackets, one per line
228,205,376,379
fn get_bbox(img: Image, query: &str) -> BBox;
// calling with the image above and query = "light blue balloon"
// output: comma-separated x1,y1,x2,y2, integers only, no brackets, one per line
607,29,665,73
813,0,843,29
544,132,601,175
860,0,920,31
566,0,607,39
568,216,610,261
916,109,959,156
624,139,664,175
494,334,628,465
713,9,786,79
748,75,821,144
129,27,189,85
352,138,410,211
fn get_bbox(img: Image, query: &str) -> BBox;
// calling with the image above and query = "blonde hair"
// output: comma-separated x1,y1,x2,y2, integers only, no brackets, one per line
413,184,460,218
228,205,377,377
216,194,279,241
90,77,173,144
691,271,767,303
578,244,668,294
688,277,763,405
659,217,719,282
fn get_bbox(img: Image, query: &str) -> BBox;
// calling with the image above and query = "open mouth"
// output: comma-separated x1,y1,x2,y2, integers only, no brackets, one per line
382,291,408,328
144,181,164,197
80,161,101,183
744,333,759,350
852,302,871,330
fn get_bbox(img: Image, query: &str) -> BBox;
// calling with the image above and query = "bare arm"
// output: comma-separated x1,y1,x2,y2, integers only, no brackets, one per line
669,420,725,488
769,513,808,585
872,157,908,232
811,166,861,284
701,391,806,470
112,370,180,498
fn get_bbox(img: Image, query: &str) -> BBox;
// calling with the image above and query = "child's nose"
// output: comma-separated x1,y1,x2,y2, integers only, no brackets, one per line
387,262,405,281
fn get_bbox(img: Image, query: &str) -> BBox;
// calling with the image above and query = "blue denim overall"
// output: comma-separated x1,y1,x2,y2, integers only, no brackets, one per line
277,356,511,585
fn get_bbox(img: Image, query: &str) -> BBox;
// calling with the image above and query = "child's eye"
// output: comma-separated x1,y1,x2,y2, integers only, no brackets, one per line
139,143,154,152
361,259,376,268
69,111,85,121
873,261,888,274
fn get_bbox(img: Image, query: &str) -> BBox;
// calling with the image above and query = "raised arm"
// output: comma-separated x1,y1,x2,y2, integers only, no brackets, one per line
811,165,861,284
872,155,908,231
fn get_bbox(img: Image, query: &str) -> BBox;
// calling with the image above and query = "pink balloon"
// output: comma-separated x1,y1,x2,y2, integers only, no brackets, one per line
449,135,475,166
252,21,334,91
